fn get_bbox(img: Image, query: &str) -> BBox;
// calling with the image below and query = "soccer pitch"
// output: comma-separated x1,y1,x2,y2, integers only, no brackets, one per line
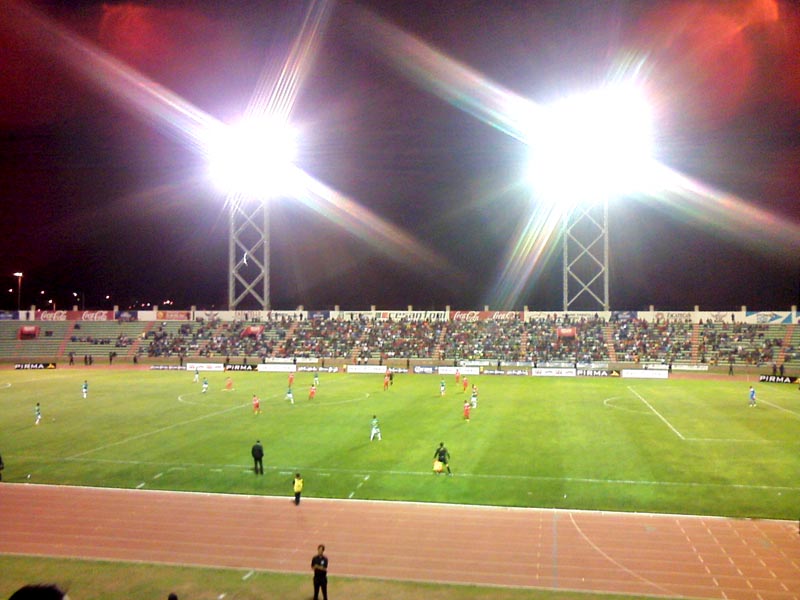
1,369,797,519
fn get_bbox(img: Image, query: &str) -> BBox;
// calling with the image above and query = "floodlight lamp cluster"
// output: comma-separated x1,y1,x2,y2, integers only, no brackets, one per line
527,84,655,208
207,117,300,199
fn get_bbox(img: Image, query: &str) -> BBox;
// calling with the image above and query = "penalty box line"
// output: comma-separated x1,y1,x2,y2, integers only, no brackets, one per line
627,386,685,440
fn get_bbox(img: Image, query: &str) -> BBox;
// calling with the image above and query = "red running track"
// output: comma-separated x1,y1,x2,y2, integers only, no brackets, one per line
1,484,798,599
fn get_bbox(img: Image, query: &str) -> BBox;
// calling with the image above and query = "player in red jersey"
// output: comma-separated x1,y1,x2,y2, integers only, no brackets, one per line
462,375,469,393
308,384,317,400
252,394,261,415
383,373,390,391
288,372,295,388
463,400,471,422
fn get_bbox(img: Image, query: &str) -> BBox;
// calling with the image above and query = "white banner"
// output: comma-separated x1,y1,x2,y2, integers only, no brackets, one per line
438,366,480,376
256,363,297,373
346,365,389,374
186,363,225,372
530,368,576,377
621,369,668,379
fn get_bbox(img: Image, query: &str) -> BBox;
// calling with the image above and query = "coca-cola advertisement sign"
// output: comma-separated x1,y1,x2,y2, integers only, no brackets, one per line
77,311,112,321
36,310,114,321
37,310,68,321
450,311,522,322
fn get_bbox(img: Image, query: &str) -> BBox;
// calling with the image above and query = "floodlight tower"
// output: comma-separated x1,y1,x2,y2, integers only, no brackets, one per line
228,195,271,310
530,84,653,312
562,203,609,311
208,117,299,311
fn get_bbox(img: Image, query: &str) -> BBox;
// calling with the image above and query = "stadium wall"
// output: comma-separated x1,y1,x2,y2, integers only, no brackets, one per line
2,306,795,324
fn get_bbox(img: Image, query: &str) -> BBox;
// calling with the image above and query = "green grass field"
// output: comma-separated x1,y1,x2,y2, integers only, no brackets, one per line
1,368,798,519
0,555,661,600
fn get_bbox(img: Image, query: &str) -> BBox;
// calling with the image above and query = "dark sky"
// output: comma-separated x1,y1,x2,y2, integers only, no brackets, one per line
1,0,799,312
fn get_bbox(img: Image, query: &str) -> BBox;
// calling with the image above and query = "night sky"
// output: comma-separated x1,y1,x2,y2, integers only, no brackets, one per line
1,0,799,312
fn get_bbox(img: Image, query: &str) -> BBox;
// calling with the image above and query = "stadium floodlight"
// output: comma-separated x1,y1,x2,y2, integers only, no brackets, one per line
527,84,655,207
206,116,300,199
523,83,655,311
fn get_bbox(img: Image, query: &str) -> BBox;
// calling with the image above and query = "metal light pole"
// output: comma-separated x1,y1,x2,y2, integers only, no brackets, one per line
13,272,22,311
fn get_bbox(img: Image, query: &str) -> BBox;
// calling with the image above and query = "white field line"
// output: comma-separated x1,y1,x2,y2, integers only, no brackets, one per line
66,401,249,459
759,398,800,419
628,386,685,439
626,386,787,444
56,456,800,493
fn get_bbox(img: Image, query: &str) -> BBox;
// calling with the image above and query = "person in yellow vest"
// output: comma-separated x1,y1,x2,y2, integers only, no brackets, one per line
293,472,304,505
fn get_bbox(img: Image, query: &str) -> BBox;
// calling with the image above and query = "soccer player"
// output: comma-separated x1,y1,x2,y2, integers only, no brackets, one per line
462,375,469,393
225,377,233,391
440,379,446,396
749,386,757,407
370,415,382,441
455,369,460,384
313,373,320,387
286,387,295,405
252,394,261,415
470,386,478,409
463,400,471,422
193,367,199,383
308,384,317,401
82,380,88,399
288,372,295,388
383,373,390,391
202,378,209,394
34,402,42,425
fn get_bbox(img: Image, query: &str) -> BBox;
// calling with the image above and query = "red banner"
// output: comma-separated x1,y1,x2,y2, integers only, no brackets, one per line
241,325,265,338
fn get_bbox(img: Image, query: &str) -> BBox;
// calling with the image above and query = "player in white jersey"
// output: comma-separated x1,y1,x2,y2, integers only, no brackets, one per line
370,415,382,441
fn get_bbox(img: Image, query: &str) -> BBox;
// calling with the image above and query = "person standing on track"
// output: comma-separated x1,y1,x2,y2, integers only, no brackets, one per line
293,472,304,505
311,544,329,600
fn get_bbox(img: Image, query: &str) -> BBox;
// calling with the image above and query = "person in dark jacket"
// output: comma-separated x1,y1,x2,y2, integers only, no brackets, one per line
251,440,264,475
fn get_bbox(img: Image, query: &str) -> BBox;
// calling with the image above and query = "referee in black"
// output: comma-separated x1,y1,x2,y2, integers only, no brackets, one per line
251,440,264,475
433,442,452,475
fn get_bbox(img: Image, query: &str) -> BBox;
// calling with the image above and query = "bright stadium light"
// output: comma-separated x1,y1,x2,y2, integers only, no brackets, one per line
527,84,655,206
206,116,300,199
522,83,656,311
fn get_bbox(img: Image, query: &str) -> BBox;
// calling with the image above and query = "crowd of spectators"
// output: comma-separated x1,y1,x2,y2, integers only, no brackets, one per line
73,314,797,368
612,318,693,364
697,322,782,367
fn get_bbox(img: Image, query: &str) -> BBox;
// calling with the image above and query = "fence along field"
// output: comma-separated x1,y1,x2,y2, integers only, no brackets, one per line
0,368,797,519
